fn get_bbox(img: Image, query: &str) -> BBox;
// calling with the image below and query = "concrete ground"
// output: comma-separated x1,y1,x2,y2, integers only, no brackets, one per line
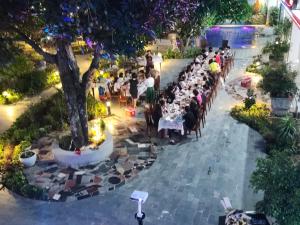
0,36,269,225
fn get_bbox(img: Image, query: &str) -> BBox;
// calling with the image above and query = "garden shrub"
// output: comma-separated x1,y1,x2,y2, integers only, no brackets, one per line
0,89,22,104
0,95,5,104
0,54,60,103
15,70,48,95
231,103,271,131
244,89,256,110
46,67,60,87
163,48,183,59
183,48,202,58
87,94,107,120
20,184,43,199
269,7,279,26
251,151,300,225
1,169,27,194
0,91,107,198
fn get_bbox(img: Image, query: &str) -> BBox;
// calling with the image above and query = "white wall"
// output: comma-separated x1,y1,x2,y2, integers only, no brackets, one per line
288,23,300,74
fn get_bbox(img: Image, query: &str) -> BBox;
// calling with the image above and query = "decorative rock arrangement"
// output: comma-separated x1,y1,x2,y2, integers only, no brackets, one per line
23,116,162,202
225,74,269,103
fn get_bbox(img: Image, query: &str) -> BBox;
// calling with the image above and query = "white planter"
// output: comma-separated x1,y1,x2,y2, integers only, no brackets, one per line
271,97,293,116
52,131,113,169
19,152,37,167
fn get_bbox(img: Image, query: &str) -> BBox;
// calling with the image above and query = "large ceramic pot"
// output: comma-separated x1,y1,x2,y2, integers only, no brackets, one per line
271,97,293,116
19,151,37,167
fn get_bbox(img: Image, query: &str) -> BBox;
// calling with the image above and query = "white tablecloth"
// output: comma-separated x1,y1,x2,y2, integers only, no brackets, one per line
158,118,184,135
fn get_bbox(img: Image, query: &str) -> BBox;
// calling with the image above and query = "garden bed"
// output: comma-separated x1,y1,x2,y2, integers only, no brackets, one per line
53,131,113,168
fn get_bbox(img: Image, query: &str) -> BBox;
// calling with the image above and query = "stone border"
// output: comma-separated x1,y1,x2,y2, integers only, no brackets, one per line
52,131,113,169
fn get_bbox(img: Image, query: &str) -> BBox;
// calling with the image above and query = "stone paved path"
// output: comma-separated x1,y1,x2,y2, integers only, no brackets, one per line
0,36,270,225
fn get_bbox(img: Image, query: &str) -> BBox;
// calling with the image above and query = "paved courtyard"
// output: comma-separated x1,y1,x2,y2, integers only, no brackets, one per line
0,35,270,225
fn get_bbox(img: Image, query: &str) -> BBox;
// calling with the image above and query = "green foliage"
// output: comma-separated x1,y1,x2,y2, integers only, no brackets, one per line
275,18,292,40
0,55,60,102
183,48,202,59
269,7,279,26
1,169,27,194
0,95,5,104
276,116,299,152
251,151,300,225
20,184,43,199
46,68,60,87
259,64,297,98
87,94,107,120
1,91,106,146
163,48,183,59
215,0,252,23
246,55,264,74
262,40,290,61
244,89,256,110
231,103,271,132
100,119,106,133
249,14,266,25
0,89,22,104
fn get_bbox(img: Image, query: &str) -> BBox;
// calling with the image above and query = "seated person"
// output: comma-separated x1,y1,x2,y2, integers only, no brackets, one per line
178,71,186,82
193,62,201,71
183,106,196,134
193,89,202,106
190,97,200,120
165,84,176,104
209,59,221,74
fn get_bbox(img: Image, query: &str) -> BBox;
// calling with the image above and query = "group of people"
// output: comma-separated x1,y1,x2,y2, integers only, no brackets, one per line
145,46,233,136
95,50,160,108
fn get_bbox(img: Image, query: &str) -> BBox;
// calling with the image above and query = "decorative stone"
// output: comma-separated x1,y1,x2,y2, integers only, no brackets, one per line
108,176,121,185
38,137,53,148
52,193,61,201
93,176,102,184
64,180,76,190
115,163,125,175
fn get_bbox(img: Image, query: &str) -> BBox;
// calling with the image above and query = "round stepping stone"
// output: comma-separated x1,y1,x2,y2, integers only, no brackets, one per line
108,176,121,185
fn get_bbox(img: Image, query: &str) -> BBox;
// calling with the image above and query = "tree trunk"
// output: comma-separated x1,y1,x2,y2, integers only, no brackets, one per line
56,40,89,148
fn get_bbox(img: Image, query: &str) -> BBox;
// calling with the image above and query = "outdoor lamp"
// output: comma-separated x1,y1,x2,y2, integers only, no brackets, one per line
106,101,111,116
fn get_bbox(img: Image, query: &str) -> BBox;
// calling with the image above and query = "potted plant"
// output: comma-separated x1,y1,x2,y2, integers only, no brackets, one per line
262,39,290,64
260,64,297,116
19,149,37,167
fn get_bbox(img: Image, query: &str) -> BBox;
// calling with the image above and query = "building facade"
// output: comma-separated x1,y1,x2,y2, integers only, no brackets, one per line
280,0,300,74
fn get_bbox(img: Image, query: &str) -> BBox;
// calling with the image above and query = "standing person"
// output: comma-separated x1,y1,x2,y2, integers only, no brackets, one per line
145,73,155,105
129,73,138,108
145,50,154,75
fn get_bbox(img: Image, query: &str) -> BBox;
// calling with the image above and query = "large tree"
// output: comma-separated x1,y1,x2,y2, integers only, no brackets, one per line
0,0,197,147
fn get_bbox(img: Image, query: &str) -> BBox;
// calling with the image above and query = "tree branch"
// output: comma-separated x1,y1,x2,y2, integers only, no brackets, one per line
11,26,57,64
81,46,101,93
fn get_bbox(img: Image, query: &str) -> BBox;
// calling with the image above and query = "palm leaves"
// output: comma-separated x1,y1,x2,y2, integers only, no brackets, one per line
276,116,299,153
